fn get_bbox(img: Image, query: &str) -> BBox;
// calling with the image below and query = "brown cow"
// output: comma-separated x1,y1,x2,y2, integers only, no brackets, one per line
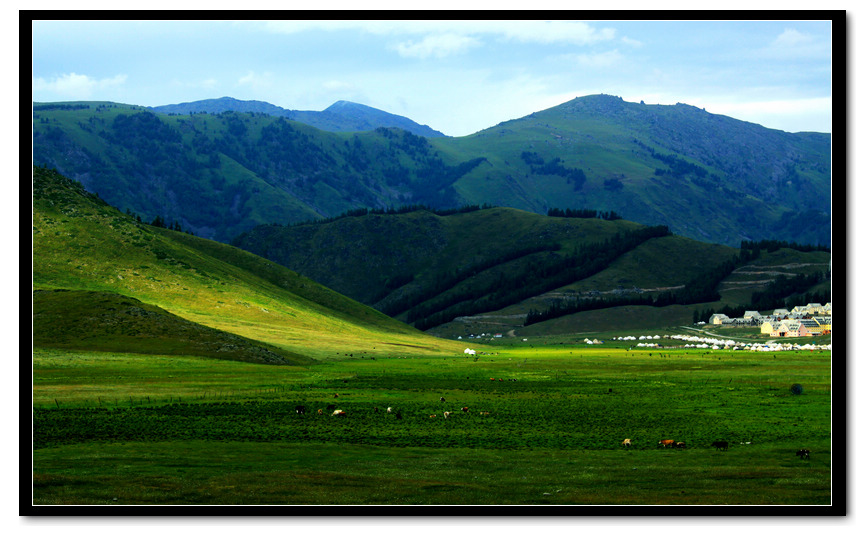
317,409,323,415
622,438,632,447
658,439,675,448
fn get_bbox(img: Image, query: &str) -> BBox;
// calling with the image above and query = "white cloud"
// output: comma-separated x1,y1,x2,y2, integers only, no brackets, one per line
260,20,616,46
394,33,481,59
32,72,127,99
620,36,643,47
773,28,815,48
762,27,829,60
492,20,616,45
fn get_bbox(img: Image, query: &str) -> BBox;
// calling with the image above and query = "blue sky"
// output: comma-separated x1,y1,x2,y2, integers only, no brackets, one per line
31,18,834,136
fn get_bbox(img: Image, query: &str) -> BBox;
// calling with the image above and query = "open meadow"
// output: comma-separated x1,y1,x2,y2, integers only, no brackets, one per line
31,339,832,506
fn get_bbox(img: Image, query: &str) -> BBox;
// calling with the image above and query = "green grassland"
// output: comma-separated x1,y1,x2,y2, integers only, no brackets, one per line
30,165,833,507
32,344,831,506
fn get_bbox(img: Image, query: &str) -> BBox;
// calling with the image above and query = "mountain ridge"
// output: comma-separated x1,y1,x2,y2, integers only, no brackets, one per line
33,94,831,247
149,96,446,137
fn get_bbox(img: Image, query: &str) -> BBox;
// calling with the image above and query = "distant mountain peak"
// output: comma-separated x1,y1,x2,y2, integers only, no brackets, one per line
150,97,445,137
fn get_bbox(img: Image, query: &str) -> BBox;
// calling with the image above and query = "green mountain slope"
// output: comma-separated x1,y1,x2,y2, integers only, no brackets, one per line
32,94,831,247
442,94,831,247
32,166,464,361
233,206,830,337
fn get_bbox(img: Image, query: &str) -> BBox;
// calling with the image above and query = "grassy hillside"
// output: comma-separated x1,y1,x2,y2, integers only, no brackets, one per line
31,165,466,361
233,206,830,338
33,289,310,364
33,95,831,247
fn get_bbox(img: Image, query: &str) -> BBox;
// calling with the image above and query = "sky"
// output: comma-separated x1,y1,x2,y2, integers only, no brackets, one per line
30,17,835,137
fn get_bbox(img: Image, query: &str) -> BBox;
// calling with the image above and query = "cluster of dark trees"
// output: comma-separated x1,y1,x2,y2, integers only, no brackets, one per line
524,235,830,327
632,138,722,185
124,208,194,235
525,242,762,326
383,242,562,318
748,271,830,312
406,225,671,330
547,207,623,221
520,151,587,190
33,103,90,111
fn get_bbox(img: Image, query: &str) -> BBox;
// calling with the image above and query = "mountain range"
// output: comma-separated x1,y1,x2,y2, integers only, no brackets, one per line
32,94,832,247
149,97,446,138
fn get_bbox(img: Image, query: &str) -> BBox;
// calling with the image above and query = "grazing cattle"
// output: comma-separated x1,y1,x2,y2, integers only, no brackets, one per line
332,410,346,417
461,407,469,413
295,405,306,415
797,449,810,460
387,407,393,414
373,407,379,413
317,409,323,415
711,441,729,451
333,393,339,398
658,439,675,448
443,411,451,419
429,414,437,418
674,442,686,449
479,411,490,416
326,404,336,411
395,412,403,420
440,397,446,402
622,438,632,447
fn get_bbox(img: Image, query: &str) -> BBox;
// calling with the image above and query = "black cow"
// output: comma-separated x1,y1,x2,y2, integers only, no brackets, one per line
796,449,810,460
674,441,686,449
295,405,306,415
711,441,729,451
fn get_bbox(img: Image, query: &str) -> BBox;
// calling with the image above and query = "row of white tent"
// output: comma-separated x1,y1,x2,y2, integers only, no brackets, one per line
623,332,831,351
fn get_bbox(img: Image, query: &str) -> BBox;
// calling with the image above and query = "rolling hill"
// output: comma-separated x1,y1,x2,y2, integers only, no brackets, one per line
32,94,831,247
31,165,465,361
232,206,831,337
